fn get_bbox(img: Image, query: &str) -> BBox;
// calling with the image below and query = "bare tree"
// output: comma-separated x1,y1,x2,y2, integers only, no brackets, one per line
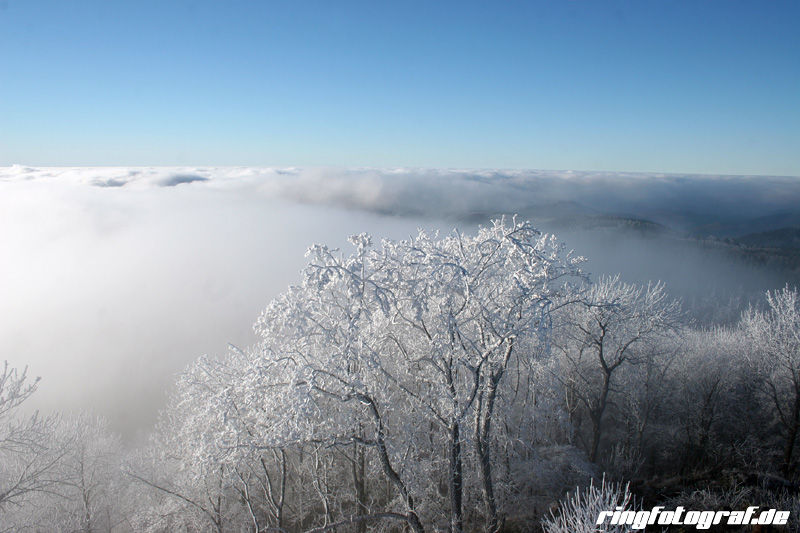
4,413,129,532
743,285,800,476
553,276,681,464
0,362,65,515
669,328,747,473
148,219,584,532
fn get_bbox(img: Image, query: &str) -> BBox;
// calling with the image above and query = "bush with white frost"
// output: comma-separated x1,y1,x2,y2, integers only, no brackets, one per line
542,476,637,533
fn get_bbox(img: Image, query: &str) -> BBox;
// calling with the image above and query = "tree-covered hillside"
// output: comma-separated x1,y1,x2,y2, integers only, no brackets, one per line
3,219,800,532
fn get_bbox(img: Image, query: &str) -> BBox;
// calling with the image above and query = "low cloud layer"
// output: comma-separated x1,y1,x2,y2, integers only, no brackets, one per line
7,165,799,224
2,166,797,440
258,167,800,229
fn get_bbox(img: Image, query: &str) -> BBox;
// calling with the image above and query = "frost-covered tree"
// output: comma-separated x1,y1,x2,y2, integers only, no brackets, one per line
128,357,257,533
553,276,681,464
0,366,129,531
664,327,759,474
4,413,128,532
155,219,585,532
255,219,584,532
605,332,679,478
133,347,325,532
742,285,800,475
0,362,64,516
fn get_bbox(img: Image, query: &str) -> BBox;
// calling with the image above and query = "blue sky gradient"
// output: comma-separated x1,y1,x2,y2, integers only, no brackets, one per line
1,0,798,174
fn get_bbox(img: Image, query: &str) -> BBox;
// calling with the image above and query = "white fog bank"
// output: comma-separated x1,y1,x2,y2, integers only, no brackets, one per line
2,166,797,439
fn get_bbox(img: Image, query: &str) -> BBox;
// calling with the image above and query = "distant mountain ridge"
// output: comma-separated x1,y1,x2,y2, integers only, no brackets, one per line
517,203,800,250
737,227,800,249
690,212,800,239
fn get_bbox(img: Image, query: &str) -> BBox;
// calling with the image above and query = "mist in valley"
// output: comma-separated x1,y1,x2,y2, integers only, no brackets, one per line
2,166,796,439
3,165,800,531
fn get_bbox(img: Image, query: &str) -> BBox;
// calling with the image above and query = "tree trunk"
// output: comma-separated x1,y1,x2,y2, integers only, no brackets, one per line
278,448,287,529
352,443,368,533
358,393,425,533
449,422,463,533
475,370,501,533
589,372,611,464
782,389,800,477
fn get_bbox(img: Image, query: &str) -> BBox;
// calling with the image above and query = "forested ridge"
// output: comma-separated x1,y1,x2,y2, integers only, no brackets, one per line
2,219,799,532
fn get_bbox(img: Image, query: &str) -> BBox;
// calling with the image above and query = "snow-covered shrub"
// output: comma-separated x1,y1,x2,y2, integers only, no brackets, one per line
542,475,637,533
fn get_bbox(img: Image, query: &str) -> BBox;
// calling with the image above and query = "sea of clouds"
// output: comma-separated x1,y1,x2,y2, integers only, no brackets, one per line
2,166,798,440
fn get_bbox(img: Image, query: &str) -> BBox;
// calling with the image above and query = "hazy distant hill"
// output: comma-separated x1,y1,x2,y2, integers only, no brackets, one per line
736,227,800,249
690,211,800,238
461,200,600,224
632,209,734,234
463,201,678,237
533,212,676,237
455,204,800,300
461,206,800,324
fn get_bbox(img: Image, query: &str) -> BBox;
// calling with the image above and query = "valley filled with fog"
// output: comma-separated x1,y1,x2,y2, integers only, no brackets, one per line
3,166,796,437
2,166,800,531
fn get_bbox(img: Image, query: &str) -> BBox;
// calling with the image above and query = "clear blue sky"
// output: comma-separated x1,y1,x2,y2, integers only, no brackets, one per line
1,0,798,175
